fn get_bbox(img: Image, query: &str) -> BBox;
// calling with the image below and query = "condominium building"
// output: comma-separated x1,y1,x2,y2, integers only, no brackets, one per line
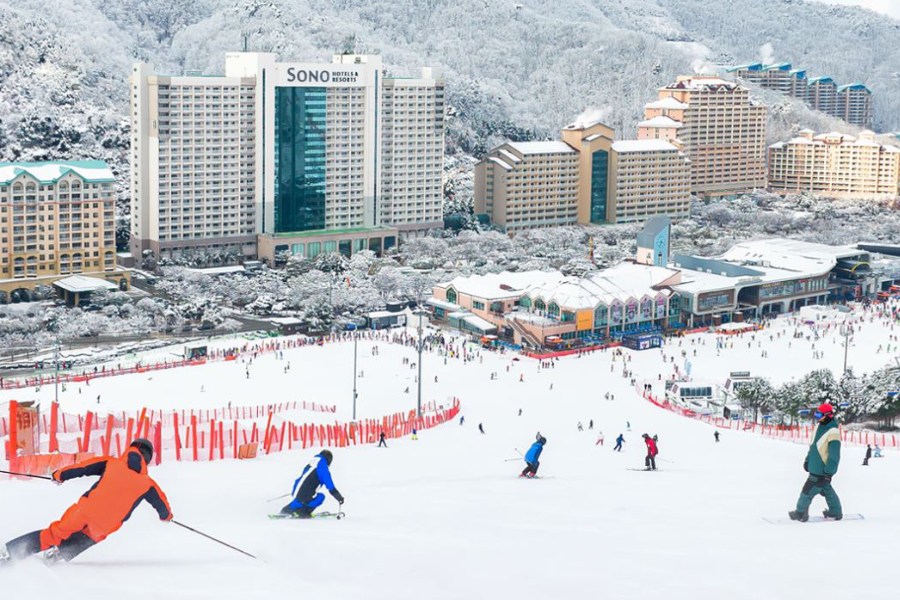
131,53,445,265
129,64,258,261
768,130,900,198
474,121,691,232
474,141,580,233
727,63,873,128
609,141,691,223
0,161,129,298
639,76,767,198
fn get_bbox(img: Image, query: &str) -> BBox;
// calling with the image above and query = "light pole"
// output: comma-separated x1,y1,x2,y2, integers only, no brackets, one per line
54,337,61,407
415,310,427,417
841,322,850,374
352,330,358,420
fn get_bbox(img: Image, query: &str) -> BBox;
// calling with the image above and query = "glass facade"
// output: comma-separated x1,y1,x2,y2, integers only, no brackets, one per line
590,149,609,224
274,87,326,233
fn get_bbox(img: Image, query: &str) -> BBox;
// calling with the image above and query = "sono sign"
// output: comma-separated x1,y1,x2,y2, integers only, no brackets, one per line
280,66,363,86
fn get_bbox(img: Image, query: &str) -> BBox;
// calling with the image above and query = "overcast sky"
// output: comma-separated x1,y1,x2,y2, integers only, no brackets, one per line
811,0,900,19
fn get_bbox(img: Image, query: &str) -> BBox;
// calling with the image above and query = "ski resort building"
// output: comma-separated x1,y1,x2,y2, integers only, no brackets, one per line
726,63,873,129
0,161,130,301
130,53,445,265
768,130,900,198
473,121,691,232
428,236,876,348
639,76,767,199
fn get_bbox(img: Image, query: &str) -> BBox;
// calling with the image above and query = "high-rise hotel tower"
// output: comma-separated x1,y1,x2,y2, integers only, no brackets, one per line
130,53,445,264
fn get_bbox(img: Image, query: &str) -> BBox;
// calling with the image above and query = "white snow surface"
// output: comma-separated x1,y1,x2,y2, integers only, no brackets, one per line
2,314,900,600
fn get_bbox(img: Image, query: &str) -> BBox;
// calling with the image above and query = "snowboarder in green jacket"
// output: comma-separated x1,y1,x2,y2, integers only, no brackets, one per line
789,403,843,522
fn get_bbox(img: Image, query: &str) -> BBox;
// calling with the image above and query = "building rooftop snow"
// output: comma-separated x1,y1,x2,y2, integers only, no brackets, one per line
0,160,115,186
53,275,118,294
637,116,683,129
645,97,689,110
506,141,576,155
612,140,680,153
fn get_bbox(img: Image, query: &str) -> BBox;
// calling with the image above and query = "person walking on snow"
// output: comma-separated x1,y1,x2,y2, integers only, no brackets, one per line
378,432,388,448
643,434,658,470
789,403,842,522
1,439,171,565
863,444,872,466
479,423,485,434
412,428,418,441
714,431,720,443
596,431,605,446
459,416,465,426
577,421,584,432
614,434,625,452
281,450,344,518
521,435,546,478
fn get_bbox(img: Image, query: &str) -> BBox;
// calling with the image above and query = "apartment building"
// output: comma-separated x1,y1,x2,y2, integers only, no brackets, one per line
768,130,900,198
474,121,691,231
727,63,873,128
0,161,129,298
609,141,692,223
473,141,580,233
130,64,258,261
639,76,767,199
131,53,445,265
380,69,446,238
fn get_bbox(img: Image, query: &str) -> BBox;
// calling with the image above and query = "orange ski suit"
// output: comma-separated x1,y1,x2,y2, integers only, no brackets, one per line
40,448,172,550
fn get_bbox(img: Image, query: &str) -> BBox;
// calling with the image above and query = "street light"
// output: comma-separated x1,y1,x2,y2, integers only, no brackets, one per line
840,321,851,374
414,309,429,418
352,328,358,421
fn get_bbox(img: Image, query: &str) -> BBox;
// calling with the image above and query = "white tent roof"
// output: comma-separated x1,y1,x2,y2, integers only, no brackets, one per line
53,275,118,293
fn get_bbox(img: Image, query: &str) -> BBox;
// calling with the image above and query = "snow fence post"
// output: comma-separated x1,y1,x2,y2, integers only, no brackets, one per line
7,400,17,475
174,412,182,461
49,402,59,454
154,422,162,466
191,415,199,462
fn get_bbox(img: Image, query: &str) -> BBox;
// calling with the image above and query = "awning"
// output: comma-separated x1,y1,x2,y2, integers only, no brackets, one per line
462,314,497,333
427,298,461,311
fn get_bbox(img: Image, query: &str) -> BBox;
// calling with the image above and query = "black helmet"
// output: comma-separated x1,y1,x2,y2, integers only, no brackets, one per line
319,449,333,465
539,436,547,445
642,433,649,439
130,438,154,463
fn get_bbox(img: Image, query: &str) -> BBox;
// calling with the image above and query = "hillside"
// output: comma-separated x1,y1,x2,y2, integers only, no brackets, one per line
1,0,898,230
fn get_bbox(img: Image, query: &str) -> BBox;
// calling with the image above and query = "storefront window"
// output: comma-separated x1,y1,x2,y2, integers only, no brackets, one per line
640,297,653,321
594,304,608,327
446,288,458,304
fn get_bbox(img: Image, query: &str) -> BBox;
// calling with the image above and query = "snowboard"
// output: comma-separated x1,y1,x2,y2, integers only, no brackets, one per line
518,475,555,480
762,513,864,524
269,511,345,520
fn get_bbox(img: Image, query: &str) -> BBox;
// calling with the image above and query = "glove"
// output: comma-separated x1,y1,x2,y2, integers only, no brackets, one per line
332,489,345,504
803,459,809,473
51,471,63,485
161,513,174,523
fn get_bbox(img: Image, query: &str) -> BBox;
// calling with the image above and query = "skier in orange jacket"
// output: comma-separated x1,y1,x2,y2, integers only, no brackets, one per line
1,438,172,564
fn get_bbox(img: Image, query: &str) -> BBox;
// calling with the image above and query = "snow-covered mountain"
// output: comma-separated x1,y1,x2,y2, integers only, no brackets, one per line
1,0,899,218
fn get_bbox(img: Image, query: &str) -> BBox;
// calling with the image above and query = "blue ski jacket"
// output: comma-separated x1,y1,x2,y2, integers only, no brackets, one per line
292,453,338,501
525,441,544,464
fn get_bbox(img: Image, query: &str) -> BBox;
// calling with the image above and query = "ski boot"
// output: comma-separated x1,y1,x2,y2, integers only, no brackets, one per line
788,510,809,522
43,546,62,565
823,510,843,521
0,546,11,568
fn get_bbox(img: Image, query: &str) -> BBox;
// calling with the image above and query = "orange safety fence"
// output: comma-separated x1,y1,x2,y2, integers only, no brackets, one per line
4,398,461,478
637,385,898,450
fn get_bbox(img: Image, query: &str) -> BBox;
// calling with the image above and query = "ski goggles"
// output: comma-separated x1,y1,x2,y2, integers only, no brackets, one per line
814,411,833,420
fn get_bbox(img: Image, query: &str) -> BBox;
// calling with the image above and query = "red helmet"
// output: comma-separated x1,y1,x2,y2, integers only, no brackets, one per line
817,403,834,416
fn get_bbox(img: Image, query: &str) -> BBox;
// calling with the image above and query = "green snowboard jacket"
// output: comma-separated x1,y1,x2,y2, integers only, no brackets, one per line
805,419,841,477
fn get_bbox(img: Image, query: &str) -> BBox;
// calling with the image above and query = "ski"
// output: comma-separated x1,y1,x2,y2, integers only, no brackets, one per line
269,511,345,520
517,475,554,479
762,513,864,524
627,468,662,472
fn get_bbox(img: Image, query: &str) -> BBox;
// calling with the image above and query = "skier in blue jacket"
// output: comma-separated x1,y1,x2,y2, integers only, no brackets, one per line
521,434,547,478
281,450,345,518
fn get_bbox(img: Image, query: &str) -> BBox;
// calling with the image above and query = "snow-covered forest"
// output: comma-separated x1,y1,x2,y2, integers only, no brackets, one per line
2,0,900,243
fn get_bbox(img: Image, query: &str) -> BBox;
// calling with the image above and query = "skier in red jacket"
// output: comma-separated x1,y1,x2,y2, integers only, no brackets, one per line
643,433,658,471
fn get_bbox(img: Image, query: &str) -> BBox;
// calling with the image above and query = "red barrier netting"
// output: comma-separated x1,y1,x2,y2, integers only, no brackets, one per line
4,398,461,478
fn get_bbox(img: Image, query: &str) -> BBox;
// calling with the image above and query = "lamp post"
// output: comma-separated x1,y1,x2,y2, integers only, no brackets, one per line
352,330,358,420
415,309,428,417
841,322,851,374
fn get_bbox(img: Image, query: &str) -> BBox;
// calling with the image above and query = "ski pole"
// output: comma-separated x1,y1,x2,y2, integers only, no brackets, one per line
172,520,257,560
0,469,54,481
503,457,523,462
267,493,291,502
